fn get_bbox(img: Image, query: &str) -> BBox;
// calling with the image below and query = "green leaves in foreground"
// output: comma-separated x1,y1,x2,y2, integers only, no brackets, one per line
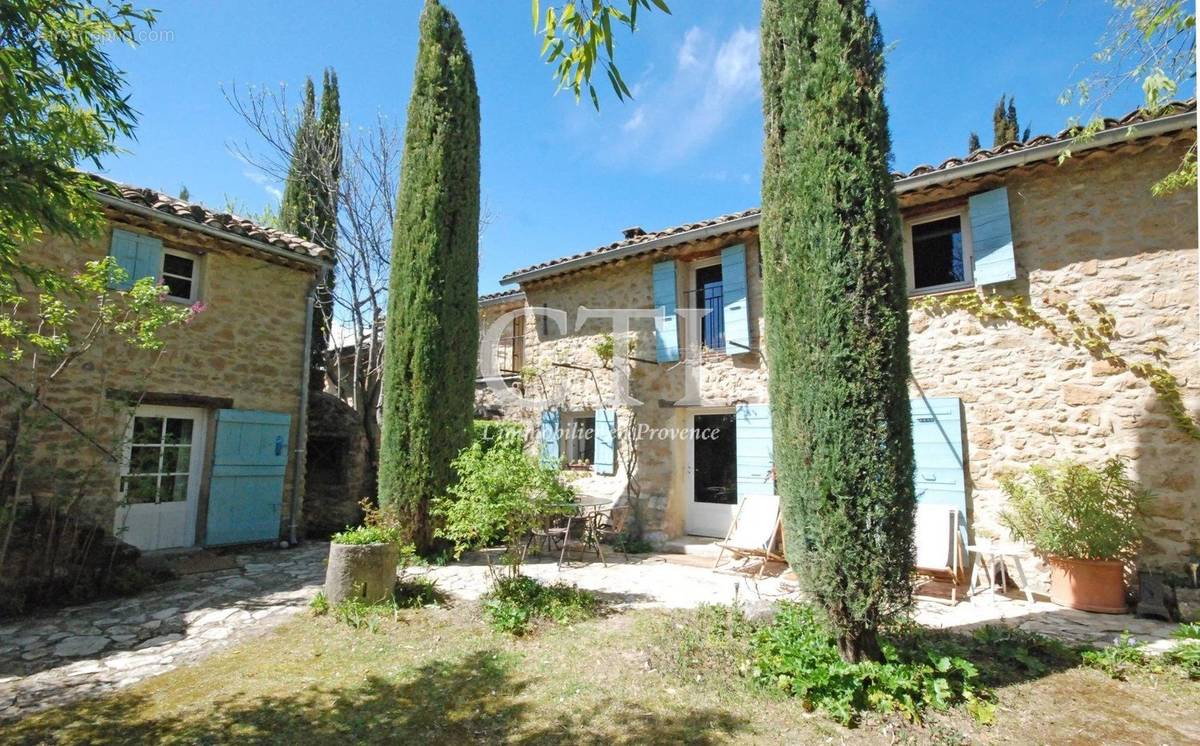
750,604,993,727
532,0,670,109
482,575,600,636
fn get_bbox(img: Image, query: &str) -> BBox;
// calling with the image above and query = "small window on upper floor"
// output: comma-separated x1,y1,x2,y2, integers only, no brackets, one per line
161,251,198,302
904,211,973,295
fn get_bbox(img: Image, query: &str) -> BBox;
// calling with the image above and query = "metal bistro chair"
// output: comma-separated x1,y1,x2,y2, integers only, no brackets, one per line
555,497,613,568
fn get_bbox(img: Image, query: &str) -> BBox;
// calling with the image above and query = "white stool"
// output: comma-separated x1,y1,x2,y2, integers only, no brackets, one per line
967,543,1034,604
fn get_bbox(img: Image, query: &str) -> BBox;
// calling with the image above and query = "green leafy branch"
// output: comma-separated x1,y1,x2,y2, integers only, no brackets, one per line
533,0,670,109
914,289,1200,441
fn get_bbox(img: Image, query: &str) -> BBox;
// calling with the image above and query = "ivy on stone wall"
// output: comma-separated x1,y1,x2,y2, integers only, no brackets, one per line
913,290,1200,442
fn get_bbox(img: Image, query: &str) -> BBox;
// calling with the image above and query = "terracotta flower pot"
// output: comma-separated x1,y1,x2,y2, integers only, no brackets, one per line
1047,556,1127,614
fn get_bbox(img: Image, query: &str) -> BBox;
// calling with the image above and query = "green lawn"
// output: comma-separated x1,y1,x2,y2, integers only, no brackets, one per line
5,603,1197,745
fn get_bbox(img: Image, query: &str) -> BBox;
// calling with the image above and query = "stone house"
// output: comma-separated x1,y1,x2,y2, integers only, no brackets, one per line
2,181,334,553
481,102,1199,576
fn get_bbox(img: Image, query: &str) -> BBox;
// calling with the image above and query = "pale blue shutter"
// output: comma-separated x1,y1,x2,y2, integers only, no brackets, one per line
911,396,967,541
205,409,292,546
593,408,617,475
539,409,560,468
108,229,162,290
652,260,679,362
721,244,751,354
969,187,1016,285
735,403,774,501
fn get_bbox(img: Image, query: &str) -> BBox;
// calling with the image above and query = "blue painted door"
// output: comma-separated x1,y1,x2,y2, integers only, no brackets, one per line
911,397,967,540
205,409,292,546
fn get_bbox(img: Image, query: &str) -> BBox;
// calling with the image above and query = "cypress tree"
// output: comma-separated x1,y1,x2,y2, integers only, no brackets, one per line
378,0,480,553
760,0,915,662
967,131,981,153
280,79,318,238
991,94,1028,145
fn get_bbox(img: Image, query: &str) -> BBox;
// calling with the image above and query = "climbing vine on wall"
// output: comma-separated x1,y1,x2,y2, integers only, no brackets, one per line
913,290,1200,442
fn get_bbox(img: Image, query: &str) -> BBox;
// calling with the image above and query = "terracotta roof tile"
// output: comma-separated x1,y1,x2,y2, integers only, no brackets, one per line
502,100,1196,283
92,177,332,262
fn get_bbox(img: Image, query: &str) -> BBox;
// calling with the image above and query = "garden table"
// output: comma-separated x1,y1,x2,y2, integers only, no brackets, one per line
554,496,613,568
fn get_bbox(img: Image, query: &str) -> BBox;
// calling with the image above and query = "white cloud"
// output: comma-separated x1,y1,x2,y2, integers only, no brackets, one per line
242,169,283,201
605,25,761,167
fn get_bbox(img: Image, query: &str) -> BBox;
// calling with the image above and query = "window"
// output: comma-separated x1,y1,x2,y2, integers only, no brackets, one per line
563,415,595,466
122,415,195,504
905,211,973,294
161,250,198,301
694,264,725,350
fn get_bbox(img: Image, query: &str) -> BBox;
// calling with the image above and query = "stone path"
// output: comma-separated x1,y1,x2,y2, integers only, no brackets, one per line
0,542,1188,722
418,552,1184,650
0,542,326,720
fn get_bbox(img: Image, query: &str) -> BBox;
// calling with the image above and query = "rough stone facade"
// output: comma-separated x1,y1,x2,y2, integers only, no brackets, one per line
2,211,323,546
481,134,1199,575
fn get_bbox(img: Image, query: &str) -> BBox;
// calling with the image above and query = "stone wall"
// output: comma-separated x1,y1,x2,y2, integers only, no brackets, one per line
1,215,319,543
489,134,1199,572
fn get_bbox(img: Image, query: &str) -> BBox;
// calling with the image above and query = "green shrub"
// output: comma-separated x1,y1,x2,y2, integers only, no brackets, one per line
330,524,404,545
1165,641,1200,679
1173,621,1200,640
310,578,444,631
434,439,573,576
751,603,992,726
1082,633,1147,679
472,420,525,452
999,458,1149,561
482,575,600,636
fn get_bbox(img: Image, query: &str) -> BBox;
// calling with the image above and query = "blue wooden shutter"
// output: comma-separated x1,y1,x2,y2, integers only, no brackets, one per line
735,403,774,500
652,260,680,362
721,244,751,354
108,229,162,290
593,409,617,475
205,409,292,546
539,409,560,468
911,397,967,541
969,187,1016,285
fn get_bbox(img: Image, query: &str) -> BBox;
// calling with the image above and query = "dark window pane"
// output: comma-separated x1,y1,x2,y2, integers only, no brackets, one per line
123,476,159,504
696,265,725,350
911,216,965,289
164,417,193,445
693,414,737,504
162,253,194,278
128,446,161,475
163,274,193,299
159,475,188,503
161,446,190,474
567,417,595,463
132,417,163,444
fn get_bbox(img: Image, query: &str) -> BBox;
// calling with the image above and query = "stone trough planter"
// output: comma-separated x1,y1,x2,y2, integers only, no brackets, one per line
324,542,399,605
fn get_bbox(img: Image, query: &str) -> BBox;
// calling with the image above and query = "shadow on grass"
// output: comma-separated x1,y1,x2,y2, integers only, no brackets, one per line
6,648,748,745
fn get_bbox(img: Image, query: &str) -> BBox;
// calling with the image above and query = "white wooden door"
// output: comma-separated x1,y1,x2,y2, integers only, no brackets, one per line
685,410,738,537
113,405,207,551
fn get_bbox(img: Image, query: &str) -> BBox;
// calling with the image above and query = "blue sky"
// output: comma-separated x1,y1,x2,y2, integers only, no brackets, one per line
100,1,1142,293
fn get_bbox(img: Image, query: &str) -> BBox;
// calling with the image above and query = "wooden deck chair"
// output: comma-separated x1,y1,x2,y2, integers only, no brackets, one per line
913,504,966,605
713,493,785,578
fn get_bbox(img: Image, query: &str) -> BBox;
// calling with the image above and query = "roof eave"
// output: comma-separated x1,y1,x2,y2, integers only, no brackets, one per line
93,191,334,269
500,109,1196,287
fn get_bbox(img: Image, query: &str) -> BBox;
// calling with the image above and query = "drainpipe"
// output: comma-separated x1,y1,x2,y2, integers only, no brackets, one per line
289,274,319,546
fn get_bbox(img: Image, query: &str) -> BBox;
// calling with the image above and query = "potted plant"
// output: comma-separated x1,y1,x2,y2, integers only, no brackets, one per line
324,517,403,606
1000,457,1149,613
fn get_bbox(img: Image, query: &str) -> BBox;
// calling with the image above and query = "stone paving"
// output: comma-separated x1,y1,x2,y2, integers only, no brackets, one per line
416,551,1185,650
0,542,327,720
0,541,1188,722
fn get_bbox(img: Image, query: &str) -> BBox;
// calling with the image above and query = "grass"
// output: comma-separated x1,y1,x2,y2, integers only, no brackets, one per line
4,604,1198,745
481,575,601,635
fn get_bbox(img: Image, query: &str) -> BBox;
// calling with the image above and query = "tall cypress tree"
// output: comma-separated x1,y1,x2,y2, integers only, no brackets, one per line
760,0,915,662
378,0,480,553
280,79,318,238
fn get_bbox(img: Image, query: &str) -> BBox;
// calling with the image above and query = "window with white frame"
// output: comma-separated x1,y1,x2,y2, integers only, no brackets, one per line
904,210,973,294
122,414,195,504
161,250,199,302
